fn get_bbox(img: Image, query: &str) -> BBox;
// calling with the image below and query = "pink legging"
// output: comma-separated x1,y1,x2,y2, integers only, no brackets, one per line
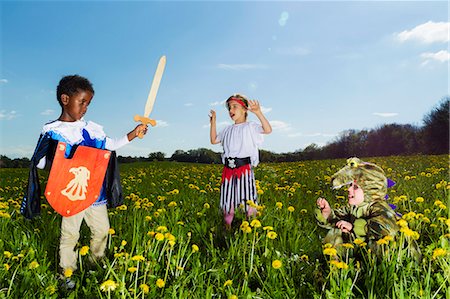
224,205,257,226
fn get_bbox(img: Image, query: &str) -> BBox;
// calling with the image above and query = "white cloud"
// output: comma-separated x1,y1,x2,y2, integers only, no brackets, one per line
270,120,292,131
276,46,310,56
0,110,17,120
217,64,268,71
209,100,225,107
373,112,399,117
155,120,169,127
202,121,231,129
278,11,289,27
420,50,450,65
261,106,272,114
0,79,8,84
41,109,55,115
396,21,449,44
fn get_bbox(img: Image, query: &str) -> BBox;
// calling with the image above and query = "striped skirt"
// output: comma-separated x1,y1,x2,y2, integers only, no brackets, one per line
220,164,258,213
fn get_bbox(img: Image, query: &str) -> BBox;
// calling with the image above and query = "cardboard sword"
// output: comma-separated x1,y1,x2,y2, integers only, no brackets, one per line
134,55,166,138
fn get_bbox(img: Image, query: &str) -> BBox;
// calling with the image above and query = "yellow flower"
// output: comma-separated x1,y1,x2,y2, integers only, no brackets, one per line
64,268,73,278
353,239,367,247
3,251,12,258
383,235,394,242
323,247,337,256
223,279,233,287
341,243,354,249
79,246,89,256
108,228,116,235
229,295,238,299
140,283,149,294
397,219,408,228
145,216,152,221
4,264,10,271
204,203,210,209
131,255,145,262
300,254,309,261
100,279,118,292
276,202,283,209
432,248,447,259
272,259,282,269
300,209,308,214
330,260,349,269
155,233,165,241
147,231,155,237
415,197,424,203
267,231,277,240
156,278,165,288
156,226,168,232
257,189,264,195
28,260,39,269
263,226,274,231
192,244,199,252
287,206,295,212
168,201,177,207
250,219,261,228
121,240,127,247
128,267,138,273
376,239,389,245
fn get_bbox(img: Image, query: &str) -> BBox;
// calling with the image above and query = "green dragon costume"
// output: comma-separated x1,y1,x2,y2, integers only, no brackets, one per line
316,157,399,256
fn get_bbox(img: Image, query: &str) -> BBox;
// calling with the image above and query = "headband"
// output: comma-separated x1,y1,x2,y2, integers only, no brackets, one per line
227,97,248,109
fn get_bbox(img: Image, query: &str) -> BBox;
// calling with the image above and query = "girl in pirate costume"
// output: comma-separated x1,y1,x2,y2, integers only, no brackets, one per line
210,94,272,229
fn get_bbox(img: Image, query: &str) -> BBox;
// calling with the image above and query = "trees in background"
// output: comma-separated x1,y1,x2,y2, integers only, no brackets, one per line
1,98,448,167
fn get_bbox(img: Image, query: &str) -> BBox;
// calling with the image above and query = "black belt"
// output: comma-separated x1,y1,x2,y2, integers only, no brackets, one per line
225,157,251,169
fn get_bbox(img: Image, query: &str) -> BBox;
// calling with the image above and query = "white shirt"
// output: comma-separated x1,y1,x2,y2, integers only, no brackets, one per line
217,122,264,167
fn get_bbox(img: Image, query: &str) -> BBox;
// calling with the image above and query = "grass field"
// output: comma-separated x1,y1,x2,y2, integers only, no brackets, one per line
0,155,448,298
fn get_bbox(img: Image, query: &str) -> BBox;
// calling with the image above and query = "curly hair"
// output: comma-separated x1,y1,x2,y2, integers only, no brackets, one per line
56,75,94,107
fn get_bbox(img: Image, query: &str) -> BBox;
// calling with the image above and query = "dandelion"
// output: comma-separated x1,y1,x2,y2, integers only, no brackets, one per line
204,203,210,209
432,248,447,259
147,231,155,237
100,279,118,292
250,219,261,228
300,209,307,214
377,239,389,245
341,243,354,249
301,254,309,261
3,251,12,258
4,264,10,271
263,226,274,231
276,202,283,209
64,268,73,278
267,231,277,239
415,197,424,203
79,246,89,256
128,267,138,273
140,283,149,294
121,240,127,247
168,201,177,207
330,260,349,269
397,219,408,228
131,255,145,262
145,216,152,221
323,247,337,256
155,233,165,241
156,226,168,232
287,206,295,212
229,295,238,299
156,278,165,288
192,244,199,252
28,260,39,269
272,259,282,269
224,279,233,287
353,239,367,247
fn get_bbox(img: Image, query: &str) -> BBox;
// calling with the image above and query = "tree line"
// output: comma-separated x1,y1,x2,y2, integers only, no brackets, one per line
1,97,448,168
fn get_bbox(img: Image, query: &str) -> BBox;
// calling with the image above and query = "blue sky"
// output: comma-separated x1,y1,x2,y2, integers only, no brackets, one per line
1,1,448,158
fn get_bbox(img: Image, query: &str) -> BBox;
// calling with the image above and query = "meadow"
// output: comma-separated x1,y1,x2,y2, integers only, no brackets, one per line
0,155,448,298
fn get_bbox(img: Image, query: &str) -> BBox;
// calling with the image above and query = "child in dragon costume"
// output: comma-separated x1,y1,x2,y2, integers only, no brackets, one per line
316,157,400,257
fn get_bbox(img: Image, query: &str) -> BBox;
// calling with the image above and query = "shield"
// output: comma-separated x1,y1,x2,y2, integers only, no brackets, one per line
45,142,111,217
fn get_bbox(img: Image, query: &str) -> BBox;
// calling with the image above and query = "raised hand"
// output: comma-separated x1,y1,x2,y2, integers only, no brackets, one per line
209,110,216,124
248,100,262,114
317,197,331,219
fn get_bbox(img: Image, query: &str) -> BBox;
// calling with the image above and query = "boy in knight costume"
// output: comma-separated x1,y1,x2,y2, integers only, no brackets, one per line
316,157,400,256
209,94,272,229
21,75,147,288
